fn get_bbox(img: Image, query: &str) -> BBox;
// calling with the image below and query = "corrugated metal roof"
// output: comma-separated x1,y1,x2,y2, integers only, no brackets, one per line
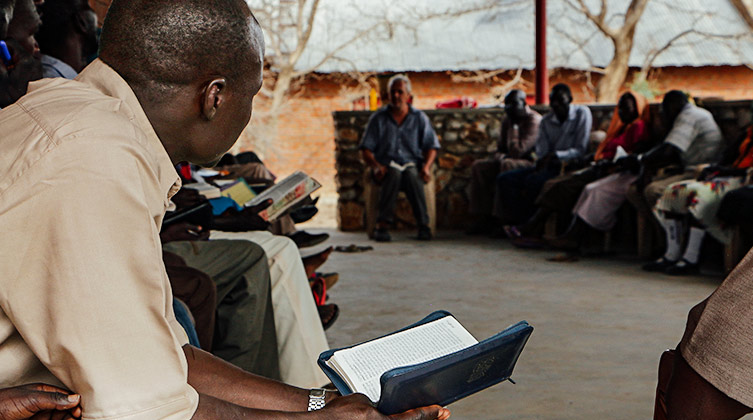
276,0,753,73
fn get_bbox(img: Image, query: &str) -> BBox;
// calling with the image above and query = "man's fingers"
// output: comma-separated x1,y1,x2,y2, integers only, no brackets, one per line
249,199,273,212
390,405,450,420
26,390,81,411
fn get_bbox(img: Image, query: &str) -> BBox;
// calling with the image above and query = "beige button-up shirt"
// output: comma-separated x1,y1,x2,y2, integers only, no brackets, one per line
0,59,199,419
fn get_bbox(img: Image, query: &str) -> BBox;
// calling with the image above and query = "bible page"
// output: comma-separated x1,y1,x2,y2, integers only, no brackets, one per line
327,316,478,403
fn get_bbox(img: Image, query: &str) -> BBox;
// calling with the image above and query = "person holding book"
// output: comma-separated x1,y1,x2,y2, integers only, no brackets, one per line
361,74,440,242
0,0,450,418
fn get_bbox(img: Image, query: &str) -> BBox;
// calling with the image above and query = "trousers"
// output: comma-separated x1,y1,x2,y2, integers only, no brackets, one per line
377,166,429,226
210,230,330,388
163,239,280,380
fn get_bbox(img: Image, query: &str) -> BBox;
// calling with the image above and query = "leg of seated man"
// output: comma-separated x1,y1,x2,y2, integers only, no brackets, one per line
493,167,536,224
210,230,330,388
376,166,403,226
469,158,500,217
164,251,217,351
162,240,280,381
400,166,429,227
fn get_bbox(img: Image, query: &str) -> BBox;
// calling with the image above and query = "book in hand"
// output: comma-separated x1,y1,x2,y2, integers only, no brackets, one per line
318,311,533,415
245,171,321,222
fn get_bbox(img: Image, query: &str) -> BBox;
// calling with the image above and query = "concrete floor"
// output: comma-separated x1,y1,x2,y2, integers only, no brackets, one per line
304,227,733,420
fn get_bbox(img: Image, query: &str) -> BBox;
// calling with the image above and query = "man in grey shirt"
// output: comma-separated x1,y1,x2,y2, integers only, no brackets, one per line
494,83,592,226
360,74,440,242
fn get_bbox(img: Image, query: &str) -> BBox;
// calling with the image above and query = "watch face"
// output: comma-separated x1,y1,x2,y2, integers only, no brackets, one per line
310,388,327,398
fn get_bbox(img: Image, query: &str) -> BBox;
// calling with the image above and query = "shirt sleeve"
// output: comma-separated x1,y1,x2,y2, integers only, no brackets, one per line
535,116,551,159
419,112,440,152
665,110,698,153
1,138,198,420
555,106,592,161
359,112,381,152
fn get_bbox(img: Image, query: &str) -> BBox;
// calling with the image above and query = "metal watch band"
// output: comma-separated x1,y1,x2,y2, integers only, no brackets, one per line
307,388,327,411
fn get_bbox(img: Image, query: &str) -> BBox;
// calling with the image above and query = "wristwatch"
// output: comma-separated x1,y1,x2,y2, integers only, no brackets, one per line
307,388,327,411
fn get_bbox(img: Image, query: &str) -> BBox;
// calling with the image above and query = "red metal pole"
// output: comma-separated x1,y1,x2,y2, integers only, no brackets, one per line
535,0,548,105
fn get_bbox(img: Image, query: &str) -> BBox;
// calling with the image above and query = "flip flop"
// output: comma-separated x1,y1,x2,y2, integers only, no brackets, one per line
318,303,339,330
311,272,339,289
334,244,374,253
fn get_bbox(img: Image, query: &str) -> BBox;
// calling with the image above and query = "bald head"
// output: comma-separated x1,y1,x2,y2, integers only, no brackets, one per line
99,0,263,101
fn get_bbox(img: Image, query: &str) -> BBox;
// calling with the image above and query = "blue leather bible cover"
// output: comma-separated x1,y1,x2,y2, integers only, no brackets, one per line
317,311,533,415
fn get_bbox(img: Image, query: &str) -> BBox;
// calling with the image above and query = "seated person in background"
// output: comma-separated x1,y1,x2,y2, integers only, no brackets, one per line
494,83,592,227
0,384,82,419
0,0,41,107
0,0,449,417
466,89,542,234
508,91,650,245
644,125,753,275
36,0,98,79
550,90,723,251
180,160,329,248
654,249,753,420
360,74,440,242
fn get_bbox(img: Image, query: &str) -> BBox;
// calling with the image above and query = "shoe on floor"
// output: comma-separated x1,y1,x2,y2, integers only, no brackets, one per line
288,230,329,248
373,228,391,242
289,205,318,224
665,259,700,276
642,257,677,272
417,225,432,241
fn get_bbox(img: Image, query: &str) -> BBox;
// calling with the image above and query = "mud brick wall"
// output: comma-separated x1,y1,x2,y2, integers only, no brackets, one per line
334,100,753,231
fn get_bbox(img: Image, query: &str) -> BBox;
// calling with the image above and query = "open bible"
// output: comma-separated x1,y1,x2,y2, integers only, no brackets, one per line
245,171,321,221
318,311,533,415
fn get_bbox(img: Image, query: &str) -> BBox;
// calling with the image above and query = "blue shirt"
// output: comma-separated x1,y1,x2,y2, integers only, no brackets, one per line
360,106,440,166
535,104,592,161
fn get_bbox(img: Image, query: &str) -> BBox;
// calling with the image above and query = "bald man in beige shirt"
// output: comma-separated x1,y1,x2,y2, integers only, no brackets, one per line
0,0,450,419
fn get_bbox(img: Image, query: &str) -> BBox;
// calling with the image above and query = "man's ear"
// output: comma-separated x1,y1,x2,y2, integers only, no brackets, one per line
201,78,226,121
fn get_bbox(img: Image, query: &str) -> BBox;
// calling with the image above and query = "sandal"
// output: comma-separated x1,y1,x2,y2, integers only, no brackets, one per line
334,244,374,253
318,303,339,330
311,272,339,290
310,276,328,306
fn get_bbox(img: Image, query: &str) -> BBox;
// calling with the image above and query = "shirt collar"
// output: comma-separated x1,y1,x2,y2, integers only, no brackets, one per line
76,59,181,198
40,54,79,80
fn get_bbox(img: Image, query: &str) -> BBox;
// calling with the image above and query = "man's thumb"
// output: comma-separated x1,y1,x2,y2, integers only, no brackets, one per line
25,391,80,412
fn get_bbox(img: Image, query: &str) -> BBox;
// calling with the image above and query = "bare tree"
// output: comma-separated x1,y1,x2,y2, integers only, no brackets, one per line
245,0,513,156
563,0,649,103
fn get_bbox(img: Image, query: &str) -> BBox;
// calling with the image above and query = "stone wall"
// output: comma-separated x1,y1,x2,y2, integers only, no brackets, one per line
334,100,753,231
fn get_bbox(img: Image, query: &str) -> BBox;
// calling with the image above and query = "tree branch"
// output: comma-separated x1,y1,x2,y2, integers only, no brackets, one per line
564,0,617,39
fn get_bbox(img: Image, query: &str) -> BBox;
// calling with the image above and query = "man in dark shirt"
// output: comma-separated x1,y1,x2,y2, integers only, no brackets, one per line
360,74,440,242
467,89,542,233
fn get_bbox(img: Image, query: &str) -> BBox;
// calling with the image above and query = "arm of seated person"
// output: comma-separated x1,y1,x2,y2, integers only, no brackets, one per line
184,345,451,420
210,199,272,232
